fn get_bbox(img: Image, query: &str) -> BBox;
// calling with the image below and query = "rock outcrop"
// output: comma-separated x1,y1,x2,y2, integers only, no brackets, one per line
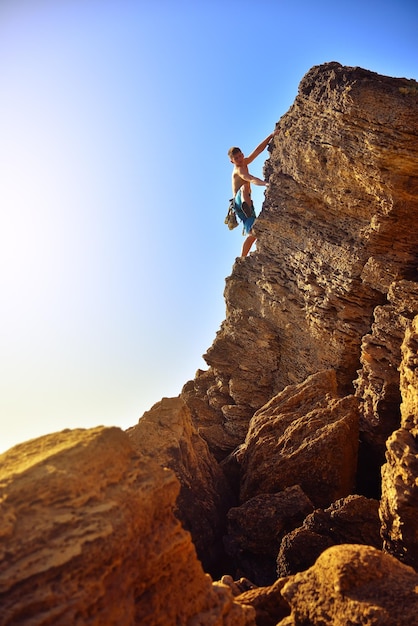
183,62,418,460
354,280,418,496
0,428,254,625
1,62,418,624
238,370,359,508
380,314,418,569
224,485,314,585
126,396,233,575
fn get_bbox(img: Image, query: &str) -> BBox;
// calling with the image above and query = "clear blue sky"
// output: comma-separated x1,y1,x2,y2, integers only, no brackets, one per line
0,0,417,453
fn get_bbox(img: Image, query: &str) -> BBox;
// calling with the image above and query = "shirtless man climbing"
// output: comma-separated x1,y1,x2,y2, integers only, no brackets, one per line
228,129,278,256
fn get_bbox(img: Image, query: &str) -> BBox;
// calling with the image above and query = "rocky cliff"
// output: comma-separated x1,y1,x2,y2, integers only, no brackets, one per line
1,62,418,625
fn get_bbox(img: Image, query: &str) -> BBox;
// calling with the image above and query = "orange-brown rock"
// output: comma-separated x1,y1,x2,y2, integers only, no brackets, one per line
380,314,418,569
182,62,418,461
224,486,313,585
277,495,381,576
126,396,233,575
279,544,418,625
2,62,418,624
354,280,418,496
235,578,290,626
0,427,255,625
238,370,359,508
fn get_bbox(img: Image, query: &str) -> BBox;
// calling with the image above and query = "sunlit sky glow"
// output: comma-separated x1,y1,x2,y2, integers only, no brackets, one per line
0,0,417,453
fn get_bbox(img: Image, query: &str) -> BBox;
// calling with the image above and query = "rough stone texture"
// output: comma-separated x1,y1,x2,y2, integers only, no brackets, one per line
277,495,381,577
2,62,418,624
354,280,418,497
224,486,314,585
380,315,418,569
235,579,290,626
126,396,233,575
182,62,418,460
239,370,359,508
0,427,255,626
182,368,240,461
399,314,418,431
279,544,418,626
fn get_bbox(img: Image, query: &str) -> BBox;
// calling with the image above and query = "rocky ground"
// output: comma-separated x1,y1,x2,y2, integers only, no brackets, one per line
1,62,418,625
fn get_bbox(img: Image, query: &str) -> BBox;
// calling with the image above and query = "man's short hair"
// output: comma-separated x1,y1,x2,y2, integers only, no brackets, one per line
228,146,242,158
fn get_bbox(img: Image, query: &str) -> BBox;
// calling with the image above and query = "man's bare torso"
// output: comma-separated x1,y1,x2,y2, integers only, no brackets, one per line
232,163,251,196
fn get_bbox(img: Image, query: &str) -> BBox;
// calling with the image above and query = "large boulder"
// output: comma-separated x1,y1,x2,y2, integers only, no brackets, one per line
279,544,418,625
239,370,359,508
0,427,255,625
276,494,381,576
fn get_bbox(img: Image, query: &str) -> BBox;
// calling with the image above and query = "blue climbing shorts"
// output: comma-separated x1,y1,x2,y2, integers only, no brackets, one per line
234,188,256,235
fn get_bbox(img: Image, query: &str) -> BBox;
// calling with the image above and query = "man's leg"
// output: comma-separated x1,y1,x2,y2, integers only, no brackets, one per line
241,234,256,257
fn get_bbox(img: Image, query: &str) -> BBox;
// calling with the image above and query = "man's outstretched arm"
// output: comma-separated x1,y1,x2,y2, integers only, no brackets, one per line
246,129,278,164
236,167,267,186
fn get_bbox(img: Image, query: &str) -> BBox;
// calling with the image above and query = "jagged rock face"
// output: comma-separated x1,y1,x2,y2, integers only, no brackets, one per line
234,543,418,626
224,485,314,585
276,494,381,577
0,428,255,625
126,396,233,575
380,314,418,569
354,280,418,496
238,370,359,508
182,62,418,457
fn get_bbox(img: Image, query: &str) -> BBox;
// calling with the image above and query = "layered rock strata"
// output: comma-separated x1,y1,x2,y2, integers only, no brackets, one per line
182,62,418,461
0,427,254,625
380,314,418,569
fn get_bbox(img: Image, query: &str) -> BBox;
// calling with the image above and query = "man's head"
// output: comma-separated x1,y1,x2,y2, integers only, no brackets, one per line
228,146,244,164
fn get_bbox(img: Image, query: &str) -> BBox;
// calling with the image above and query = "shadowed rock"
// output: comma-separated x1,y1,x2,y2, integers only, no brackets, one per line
224,486,314,585
380,314,418,569
126,396,233,576
277,494,381,577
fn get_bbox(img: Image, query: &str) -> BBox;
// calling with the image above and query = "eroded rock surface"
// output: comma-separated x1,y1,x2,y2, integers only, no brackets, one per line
0,428,254,626
2,62,418,624
380,314,418,569
224,486,313,585
182,62,418,461
279,544,418,625
238,370,359,508
354,280,418,496
126,396,233,575
277,495,381,577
